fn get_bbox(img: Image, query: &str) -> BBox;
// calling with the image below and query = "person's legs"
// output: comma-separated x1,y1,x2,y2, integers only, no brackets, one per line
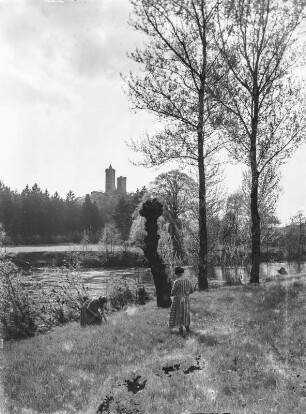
179,325,186,337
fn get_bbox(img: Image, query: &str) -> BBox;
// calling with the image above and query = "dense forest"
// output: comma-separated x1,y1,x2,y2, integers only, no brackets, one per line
0,181,146,245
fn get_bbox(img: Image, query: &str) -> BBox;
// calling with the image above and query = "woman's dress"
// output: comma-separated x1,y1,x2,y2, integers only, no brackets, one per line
169,277,192,329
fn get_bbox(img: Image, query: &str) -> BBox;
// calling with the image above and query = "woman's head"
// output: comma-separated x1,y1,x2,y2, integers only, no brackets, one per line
174,266,184,276
98,296,108,307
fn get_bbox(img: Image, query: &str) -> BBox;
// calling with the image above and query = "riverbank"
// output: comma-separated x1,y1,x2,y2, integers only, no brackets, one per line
4,247,148,270
3,276,306,414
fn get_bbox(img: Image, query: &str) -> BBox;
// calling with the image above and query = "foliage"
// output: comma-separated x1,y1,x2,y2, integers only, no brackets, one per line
0,180,146,246
81,194,101,235
0,259,39,339
278,211,306,262
214,0,306,283
0,223,7,245
125,0,228,290
131,169,225,272
113,196,135,241
129,194,182,270
223,267,244,286
150,170,197,263
100,222,122,254
0,253,152,340
216,166,282,266
104,276,152,311
7,248,147,270
129,214,147,249
0,257,89,339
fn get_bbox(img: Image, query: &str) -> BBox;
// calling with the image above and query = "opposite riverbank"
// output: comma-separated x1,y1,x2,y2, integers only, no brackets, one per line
3,246,147,270
2,276,306,414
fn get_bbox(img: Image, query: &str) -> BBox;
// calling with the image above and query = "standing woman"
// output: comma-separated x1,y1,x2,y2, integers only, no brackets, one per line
80,296,108,326
169,266,192,337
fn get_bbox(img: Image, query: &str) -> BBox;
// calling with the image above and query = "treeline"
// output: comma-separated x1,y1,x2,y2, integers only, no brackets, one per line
0,181,146,245
129,170,306,268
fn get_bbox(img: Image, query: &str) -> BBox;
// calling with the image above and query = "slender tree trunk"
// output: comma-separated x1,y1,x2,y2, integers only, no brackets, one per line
250,88,261,283
169,218,184,263
198,81,209,290
139,199,172,308
250,170,260,283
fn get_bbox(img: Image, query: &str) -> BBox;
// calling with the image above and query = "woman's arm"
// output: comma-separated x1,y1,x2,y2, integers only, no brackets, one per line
87,301,100,318
100,308,107,324
171,280,178,296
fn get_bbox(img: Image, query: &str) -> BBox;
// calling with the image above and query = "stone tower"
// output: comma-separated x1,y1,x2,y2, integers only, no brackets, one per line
105,165,116,193
117,176,127,195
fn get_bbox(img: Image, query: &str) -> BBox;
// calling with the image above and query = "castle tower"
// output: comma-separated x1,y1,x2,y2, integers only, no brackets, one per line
105,165,116,194
117,176,127,195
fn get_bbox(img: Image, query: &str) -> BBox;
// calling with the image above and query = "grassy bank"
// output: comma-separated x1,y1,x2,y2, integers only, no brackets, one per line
2,277,306,414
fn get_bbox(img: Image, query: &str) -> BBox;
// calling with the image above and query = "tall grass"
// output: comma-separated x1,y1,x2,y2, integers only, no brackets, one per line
0,256,153,340
3,277,306,413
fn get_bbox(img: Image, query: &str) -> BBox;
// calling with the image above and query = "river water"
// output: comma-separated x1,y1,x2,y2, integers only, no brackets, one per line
23,267,155,299
213,261,306,283
26,261,306,298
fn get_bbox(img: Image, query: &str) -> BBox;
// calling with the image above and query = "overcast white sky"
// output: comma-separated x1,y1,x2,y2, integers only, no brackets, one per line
0,0,305,225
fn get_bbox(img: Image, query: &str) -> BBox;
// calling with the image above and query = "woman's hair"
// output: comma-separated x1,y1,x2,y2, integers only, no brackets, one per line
98,296,108,306
174,266,184,275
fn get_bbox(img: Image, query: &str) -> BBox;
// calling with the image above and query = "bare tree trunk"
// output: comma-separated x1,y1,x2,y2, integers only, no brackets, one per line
169,218,184,263
139,199,172,308
250,84,261,284
198,81,209,290
250,171,261,283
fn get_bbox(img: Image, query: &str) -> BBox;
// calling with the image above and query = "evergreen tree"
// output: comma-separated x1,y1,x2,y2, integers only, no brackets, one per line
49,192,65,239
113,196,134,241
65,190,82,240
82,194,101,235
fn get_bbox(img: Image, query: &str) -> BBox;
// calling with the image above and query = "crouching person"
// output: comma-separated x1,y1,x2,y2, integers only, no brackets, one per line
80,296,108,326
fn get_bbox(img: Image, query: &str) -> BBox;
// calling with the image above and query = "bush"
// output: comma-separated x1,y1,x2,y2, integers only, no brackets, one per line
39,268,89,328
0,259,39,339
105,277,152,311
0,254,153,339
223,267,244,286
0,257,89,339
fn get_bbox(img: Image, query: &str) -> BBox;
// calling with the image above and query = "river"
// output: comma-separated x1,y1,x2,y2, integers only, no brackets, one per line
25,261,306,298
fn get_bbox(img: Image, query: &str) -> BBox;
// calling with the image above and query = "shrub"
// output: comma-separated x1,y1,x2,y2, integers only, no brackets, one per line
0,259,39,339
0,254,153,339
39,267,89,327
0,257,89,339
105,277,152,311
223,268,244,286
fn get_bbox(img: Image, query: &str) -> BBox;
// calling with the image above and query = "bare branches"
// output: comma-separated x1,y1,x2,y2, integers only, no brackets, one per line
212,0,306,282
214,0,306,168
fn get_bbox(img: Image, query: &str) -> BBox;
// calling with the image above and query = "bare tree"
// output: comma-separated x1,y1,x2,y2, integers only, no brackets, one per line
101,223,122,254
214,0,306,283
241,161,282,246
124,0,224,289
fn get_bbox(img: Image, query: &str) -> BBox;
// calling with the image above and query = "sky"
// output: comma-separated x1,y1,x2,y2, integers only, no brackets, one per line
0,0,305,225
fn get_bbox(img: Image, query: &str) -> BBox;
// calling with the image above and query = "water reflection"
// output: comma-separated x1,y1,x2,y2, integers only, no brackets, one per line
213,262,306,283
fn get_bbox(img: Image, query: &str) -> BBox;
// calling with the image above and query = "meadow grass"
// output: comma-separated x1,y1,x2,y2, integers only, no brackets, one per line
2,277,306,414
